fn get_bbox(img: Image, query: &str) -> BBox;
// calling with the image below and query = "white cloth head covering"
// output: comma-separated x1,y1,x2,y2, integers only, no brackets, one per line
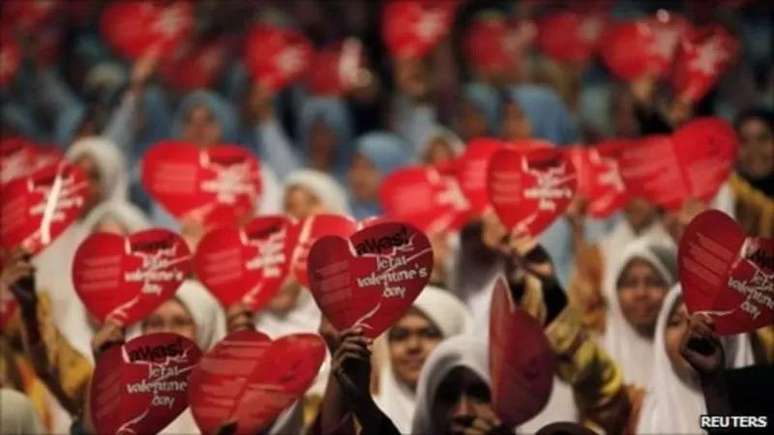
636,286,754,434
283,169,351,216
0,389,45,435
374,286,473,433
66,136,128,201
411,335,490,435
600,238,677,388
417,125,465,162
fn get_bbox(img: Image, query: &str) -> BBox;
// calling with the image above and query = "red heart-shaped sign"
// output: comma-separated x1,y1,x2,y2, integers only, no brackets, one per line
305,38,366,97
2,0,61,34
672,24,739,103
308,222,433,338
1,137,63,186
489,276,555,427
244,24,313,92
464,15,533,76
91,333,201,435
194,216,298,310
188,329,326,435
142,141,263,227
160,38,230,92
380,166,472,235
72,229,191,326
289,214,357,288
679,210,773,335
487,146,577,237
1,161,89,255
0,31,21,87
101,1,193,60
536,12,607,63
567,144,628,218
382,0,458,59
450,137,507,215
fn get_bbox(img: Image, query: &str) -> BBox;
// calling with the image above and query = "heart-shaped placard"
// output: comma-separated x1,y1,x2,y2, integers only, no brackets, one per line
100,1,193,59
568,144,628,218
382,0,458,59
463,15,534,77
380,166,472,235
672,24,739,103
1,137,62,186
0,161,89,255
91,333,201,435
305,38,365,97
451,137,505,215
142,141,262,227
290,214,357,288
536,12,607,63
307,222,433,338
194,216,297,311
188,329,326,435
244,24,313,92
487,146,577,237
489,276,555,427
679,210,773,335
72,229,191,326
160,38,230,92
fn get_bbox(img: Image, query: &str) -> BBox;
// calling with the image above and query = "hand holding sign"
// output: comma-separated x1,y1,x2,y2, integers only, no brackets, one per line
679,210,773,335
91,333,201,435
73,229,191,326
307,222,433,338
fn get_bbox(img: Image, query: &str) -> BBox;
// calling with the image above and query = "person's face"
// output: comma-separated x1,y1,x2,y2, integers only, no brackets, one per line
424,138,456,165
623,198,657,233
308,120,338,172
431,366,497,435
617,258,669,337
388,308,442,389
182,105,222,148
142,299,196,342
737,118,773,180
457,101,489,141
75,155,103,214
347,153,380,201
664,300,694,382
501,101,531,141
283,185,323,220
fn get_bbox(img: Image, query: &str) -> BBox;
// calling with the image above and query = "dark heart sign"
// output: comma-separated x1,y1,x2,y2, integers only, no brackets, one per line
142,141,263,227
72,229,191,326
188,329,326,435
0,161,89,255
307,222,433,338
194,216,297,311
91,333,201,435
679,210,773,335
489,276,555,427
487,146,577,237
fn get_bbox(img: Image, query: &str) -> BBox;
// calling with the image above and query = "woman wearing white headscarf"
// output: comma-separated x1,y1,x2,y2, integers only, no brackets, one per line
636,286,754,434
416,125,464,166
65,137,129,202
0,388,45,435
283,169,352,219
373,286,473,433
600,239,677,389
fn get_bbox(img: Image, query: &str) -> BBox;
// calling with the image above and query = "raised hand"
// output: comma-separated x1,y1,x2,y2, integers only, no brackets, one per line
332,327,373,403
680,313,725,377
2,248,37,311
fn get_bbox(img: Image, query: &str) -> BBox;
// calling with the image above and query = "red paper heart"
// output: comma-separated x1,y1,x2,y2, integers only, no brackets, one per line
305,38,365,97
380,166,472,235
244,24,313,92
91,333,201,435
142,141,263,227
567,145,628,218
487,146,577,237
464,15,533,76
289,214,357,288
101,1,193,60
615,118,737,210
194,216,297,311
536,12,607,63
308,222,433,338
188,330,326,435
451,138,506,215
160,38,230,92
1,137,63,186
72,229,191,326
489,276,555,427
0,161,89,255
382,0,458,59
679,210,773,335
0,31,21,87
672,24,739,103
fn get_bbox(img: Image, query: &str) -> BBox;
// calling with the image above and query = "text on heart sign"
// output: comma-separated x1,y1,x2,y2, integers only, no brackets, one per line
122,338,193,410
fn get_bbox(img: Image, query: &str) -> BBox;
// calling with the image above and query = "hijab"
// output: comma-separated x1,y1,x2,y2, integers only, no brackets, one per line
298,96,355,177
171,90,239,144
0,389,45,435
600,238,677,388
507,84,579,145
350,132,413,219
636,286,754,434
66,136,129,202
417,125,465,163
284,169,352,216
462,82,501,135
374,287,473,433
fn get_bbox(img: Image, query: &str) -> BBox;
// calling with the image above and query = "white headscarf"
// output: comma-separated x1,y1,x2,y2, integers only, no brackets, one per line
417,125,464,162
411,335,490,435
600,238,677,388
636,286,754,434
66,136,128,202
0,389,45,435
374,286,473,433
283,169,351,216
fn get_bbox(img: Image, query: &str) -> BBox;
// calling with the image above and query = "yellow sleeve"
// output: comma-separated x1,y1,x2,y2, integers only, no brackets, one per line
20,292,93,416
546,308,631,434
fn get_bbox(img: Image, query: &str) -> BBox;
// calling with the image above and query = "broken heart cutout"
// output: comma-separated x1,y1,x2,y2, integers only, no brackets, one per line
487,145,577,236
73,229,191,326
194,216,297,311
307,221,433,338
568,144,628,218
489,276,555,427
679,210,773,335
289,214,357,288
91,333,201,435
188,329,326,435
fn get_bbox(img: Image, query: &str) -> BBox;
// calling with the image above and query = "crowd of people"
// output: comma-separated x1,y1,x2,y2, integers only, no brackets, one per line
1,0,772,434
